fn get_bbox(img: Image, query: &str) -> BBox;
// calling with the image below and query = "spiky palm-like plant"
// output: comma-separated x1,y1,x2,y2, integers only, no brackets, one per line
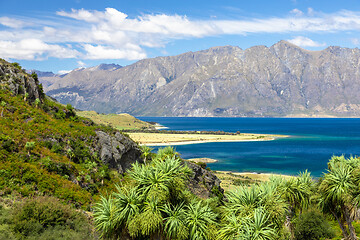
225,185,261,217
140,145,153,164
185,200,217,240
155,146,179,161
240,208,278,240
93,195,119,239
130,156,191,201
319,157,358,240
163,203,189,240
217,213,243,240
258,181,287,227
128,197,164,237
94,186,142,239
0,100,6,117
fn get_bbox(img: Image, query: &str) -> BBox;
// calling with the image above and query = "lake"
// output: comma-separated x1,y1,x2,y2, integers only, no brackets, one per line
137,117,360,177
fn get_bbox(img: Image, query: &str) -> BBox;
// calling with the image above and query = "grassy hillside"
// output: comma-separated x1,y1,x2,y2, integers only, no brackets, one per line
0,88,125,207
76,111,154,130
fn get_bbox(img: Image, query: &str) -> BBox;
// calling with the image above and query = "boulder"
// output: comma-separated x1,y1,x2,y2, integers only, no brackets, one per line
186,162,224,198
95,130,143,174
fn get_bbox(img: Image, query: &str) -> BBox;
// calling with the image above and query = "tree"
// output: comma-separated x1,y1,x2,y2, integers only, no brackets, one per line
24,92,28,102
0,100,6,117
185,200,217,240
155,146,179,161
25,141,35,156
94,187,142,239
240,208,278,240
66,148,74,168
34,98,40,108
217,213,243,240
129,156,191,202
318,156,359,240
294,209,335,240
163,203,189,240
140,145,153,164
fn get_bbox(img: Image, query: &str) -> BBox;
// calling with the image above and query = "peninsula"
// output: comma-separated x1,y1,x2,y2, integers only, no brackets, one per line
127,132,285,145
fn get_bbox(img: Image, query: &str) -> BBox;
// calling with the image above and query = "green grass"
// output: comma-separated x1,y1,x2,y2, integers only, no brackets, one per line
0,88,124,209
76,111,154,130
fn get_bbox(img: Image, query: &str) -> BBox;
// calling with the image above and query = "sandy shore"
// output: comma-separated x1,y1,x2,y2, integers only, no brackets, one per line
214,170,294,191
128,132,286,146
215,170,294,181
186,158,218,163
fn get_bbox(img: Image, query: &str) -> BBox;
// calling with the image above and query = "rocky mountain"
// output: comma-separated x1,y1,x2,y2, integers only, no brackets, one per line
40,41,360,117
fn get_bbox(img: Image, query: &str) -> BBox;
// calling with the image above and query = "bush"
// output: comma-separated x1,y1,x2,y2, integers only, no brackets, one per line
11,196,94,239
294,210,335,240
196,161,207,169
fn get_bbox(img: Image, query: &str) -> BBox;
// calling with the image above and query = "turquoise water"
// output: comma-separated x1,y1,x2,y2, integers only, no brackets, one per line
137,117,360,177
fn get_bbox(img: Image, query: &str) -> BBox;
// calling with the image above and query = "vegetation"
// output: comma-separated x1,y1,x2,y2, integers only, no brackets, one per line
92,154,360,239
1,61,360,239
0,76,125,208
0,196,95,240
76,111,155,130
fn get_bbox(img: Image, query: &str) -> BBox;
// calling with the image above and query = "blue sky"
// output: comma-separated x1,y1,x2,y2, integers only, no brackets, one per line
1,0,360,73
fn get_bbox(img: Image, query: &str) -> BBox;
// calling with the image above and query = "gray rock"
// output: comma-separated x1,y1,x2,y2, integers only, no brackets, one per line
95,130,143,174
0,60,42,103
186,162,223,198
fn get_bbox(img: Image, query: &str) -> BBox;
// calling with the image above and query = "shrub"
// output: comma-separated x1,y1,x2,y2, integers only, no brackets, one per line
196,161,207,169
11,196,94,239
294,210,335,240
11,62,21,70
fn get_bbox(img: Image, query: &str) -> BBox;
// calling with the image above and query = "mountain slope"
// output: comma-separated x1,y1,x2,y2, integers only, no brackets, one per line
0,59,222,209
0,59,143,207
41,41,360,117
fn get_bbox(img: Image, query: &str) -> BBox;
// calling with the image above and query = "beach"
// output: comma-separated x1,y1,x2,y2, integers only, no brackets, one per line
127,132,286,146
213,170,294,191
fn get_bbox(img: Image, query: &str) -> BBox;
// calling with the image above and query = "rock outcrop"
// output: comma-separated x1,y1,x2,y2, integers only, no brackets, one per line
39,41,360,117
186,162,223,198
0,60,43,103
95,131,143,174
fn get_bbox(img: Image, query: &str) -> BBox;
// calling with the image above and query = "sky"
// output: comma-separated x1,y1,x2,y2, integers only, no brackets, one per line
1,0,360,73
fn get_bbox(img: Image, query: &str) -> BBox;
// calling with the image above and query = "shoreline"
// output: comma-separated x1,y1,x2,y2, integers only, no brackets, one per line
215,170,294,179
139,137,277,146
130,132,287,146
213,170,294,190
186,157,218,163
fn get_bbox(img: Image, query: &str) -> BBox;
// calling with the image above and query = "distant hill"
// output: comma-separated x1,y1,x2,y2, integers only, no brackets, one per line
76,111,155,130
39,41,360,117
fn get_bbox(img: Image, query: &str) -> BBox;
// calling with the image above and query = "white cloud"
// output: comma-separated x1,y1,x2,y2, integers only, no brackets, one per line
58,70,72,75
307,8,315,16
83,44,146,60
77,60,86,67
0,17,28,28
2,8,360,61
351,38,360,45
290,9,303,16
287,36,326,47
0,39,79,60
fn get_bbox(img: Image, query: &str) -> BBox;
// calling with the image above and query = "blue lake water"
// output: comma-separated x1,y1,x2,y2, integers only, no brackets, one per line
137,117,360,177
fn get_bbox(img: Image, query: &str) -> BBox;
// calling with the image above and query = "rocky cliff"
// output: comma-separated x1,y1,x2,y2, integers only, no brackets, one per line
39,41,360,117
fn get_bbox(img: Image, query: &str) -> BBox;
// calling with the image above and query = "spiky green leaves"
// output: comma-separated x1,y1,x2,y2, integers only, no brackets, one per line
185,200,217,240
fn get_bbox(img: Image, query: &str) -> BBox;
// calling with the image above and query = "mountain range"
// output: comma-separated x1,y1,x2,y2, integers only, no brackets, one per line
38,40,360,117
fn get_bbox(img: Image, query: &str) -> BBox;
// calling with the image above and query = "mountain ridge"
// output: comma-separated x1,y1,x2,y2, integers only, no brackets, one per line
39,41,360,117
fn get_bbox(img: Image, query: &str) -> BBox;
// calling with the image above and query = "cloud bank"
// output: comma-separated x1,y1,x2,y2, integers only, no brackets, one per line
1,8,360,60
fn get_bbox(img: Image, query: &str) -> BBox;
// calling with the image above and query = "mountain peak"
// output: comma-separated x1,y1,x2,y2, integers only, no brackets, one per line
272,40,301,49
39,43,360,117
